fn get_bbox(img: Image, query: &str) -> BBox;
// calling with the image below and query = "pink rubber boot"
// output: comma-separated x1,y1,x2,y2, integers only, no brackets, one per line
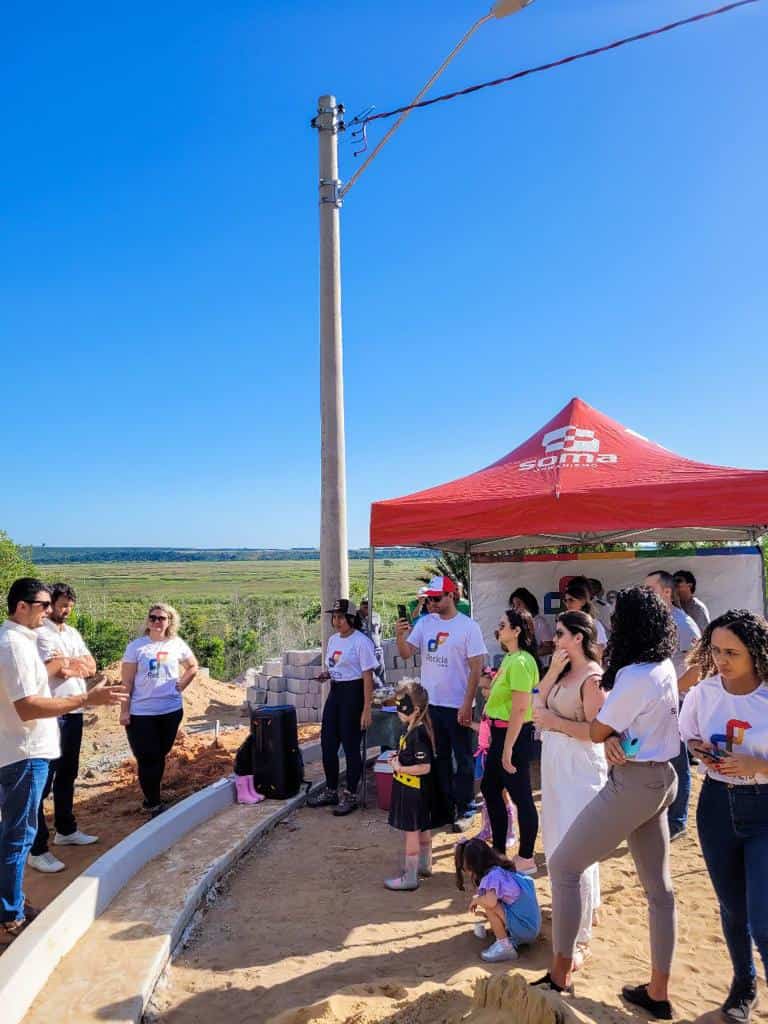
235,775,262,804
244,776,264,803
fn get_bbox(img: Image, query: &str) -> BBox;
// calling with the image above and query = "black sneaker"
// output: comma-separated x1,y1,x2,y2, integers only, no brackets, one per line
621,983,673,1020
332,789,358,816
721,979,759,1023
306,786,339,808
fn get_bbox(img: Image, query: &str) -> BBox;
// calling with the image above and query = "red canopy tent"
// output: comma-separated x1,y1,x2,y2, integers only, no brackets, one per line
370,398,768,553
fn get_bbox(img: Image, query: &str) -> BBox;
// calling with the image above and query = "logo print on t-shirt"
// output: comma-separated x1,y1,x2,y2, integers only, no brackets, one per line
427,632,450,653
329,650,343,665
711,718,752,753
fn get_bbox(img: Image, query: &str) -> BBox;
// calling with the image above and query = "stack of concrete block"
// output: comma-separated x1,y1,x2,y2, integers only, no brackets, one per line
381,637,421,685
283,648,323,722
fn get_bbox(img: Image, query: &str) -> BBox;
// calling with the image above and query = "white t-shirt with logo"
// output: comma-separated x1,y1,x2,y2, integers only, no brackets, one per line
596,659,680,762
670,606,701,678
679,674,768,784
325,630,378,682
123,635,194,716
407,612,488,709
36,619,91,707
0,621,60,768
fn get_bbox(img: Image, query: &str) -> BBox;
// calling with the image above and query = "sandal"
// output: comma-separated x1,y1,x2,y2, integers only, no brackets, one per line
0,919,28,946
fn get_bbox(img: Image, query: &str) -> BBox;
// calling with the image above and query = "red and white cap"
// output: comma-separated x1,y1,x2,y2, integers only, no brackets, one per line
423,575,458,596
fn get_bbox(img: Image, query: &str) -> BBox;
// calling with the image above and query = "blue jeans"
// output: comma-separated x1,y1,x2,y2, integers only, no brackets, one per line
0,758,50,922
697,777,768,986
667,740,691,834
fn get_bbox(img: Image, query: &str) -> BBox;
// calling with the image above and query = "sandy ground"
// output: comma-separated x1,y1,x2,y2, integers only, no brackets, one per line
22,670,320,915
147,769,767,1024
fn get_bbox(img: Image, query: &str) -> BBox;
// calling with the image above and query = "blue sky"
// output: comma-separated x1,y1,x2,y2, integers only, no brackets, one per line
2,0,765,548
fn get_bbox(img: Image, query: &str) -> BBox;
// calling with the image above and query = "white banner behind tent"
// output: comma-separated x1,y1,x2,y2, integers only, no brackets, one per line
472,548,766,659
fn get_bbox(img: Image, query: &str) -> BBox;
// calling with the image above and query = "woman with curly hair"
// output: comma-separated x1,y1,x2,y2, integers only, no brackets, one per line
120,603,198,817
679,610,768,1024
534,587,680,1019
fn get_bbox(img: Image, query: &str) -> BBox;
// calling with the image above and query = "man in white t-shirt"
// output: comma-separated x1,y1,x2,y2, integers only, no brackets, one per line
0,578,127,946
396,575,487,825
29,583,99,874
645,570,701,840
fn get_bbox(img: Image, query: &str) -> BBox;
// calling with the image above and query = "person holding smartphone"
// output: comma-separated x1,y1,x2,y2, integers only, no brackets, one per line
679,609,768,1024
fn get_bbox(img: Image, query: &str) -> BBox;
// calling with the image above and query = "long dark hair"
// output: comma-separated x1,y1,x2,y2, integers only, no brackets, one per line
564,580,594,617
455,838,516,890
497,608,541,674
688,609,768,681
509,587,540,617
602,586,676,690
553,611,601,682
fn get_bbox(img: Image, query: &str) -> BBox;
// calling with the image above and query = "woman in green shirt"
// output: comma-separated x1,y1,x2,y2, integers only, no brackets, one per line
481,608,540,874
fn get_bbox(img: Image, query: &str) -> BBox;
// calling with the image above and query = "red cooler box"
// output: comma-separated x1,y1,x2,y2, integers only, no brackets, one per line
373,752,394,811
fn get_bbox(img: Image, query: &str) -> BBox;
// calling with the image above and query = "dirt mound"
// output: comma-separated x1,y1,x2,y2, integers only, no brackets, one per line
269,973,587,1024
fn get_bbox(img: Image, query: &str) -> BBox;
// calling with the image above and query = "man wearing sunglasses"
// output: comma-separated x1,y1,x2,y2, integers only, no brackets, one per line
0,578,128,946
396,575,487,828
29,583,99,874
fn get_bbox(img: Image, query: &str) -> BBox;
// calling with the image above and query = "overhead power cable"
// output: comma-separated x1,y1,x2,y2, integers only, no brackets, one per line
356,0,760,128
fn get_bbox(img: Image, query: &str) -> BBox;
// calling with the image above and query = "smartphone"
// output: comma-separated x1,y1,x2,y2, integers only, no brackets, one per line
693,745,723,761
397,604,408,622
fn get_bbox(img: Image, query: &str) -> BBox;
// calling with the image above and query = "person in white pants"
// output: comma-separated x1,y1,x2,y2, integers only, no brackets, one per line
534,610,606,965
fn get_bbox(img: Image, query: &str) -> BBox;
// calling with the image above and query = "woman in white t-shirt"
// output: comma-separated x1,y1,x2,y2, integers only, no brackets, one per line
535,587,679,1020
306,599,377,817
120,603,198,817
679,609,768,1024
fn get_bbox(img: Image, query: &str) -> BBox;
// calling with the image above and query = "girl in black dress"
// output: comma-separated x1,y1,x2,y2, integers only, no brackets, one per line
385,682,436,892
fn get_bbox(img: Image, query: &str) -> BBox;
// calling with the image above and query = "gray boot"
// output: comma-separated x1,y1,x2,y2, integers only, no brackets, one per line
418,843,433,877
385,854,419,891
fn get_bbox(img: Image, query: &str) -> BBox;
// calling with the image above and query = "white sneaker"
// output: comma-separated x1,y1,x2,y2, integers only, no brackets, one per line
481,938,519,963
53,830,99,846
28,852,66,873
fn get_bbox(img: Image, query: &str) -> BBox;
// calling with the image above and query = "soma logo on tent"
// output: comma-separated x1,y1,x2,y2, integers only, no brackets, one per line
519,424,619,471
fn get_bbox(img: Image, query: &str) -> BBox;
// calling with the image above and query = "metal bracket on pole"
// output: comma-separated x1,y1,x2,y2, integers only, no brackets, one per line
319,177,343,208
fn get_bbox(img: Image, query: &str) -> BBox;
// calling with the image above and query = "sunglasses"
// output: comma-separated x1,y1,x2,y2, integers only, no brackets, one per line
426,594,445,602
148,614,169,623
28,599,52,609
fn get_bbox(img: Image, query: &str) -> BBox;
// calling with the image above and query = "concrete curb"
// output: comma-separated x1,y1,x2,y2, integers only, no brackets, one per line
1,737,334,1024
0,777,236,1024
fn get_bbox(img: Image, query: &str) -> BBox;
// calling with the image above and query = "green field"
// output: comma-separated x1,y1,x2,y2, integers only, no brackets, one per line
41,558,429,606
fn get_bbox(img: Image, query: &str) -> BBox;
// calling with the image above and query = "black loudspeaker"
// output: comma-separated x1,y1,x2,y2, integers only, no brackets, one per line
249,705,302,800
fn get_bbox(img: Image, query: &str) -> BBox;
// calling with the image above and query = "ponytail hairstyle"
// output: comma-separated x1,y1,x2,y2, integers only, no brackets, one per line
455,837,516,891
394,680,436,754
497,608,541,674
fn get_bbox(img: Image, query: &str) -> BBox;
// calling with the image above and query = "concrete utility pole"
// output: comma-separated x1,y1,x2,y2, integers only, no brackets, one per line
314,95,349,647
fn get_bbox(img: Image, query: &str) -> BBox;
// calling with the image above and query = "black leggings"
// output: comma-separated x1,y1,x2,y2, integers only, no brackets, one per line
126,708,183,807
320,680,364,793
481,722,538,858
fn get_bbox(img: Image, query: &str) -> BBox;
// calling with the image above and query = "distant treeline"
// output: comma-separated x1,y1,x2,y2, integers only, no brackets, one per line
31,546,433,564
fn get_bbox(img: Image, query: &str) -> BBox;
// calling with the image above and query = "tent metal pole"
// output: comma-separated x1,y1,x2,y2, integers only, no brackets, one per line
465,542,472,608
367,545,376,632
